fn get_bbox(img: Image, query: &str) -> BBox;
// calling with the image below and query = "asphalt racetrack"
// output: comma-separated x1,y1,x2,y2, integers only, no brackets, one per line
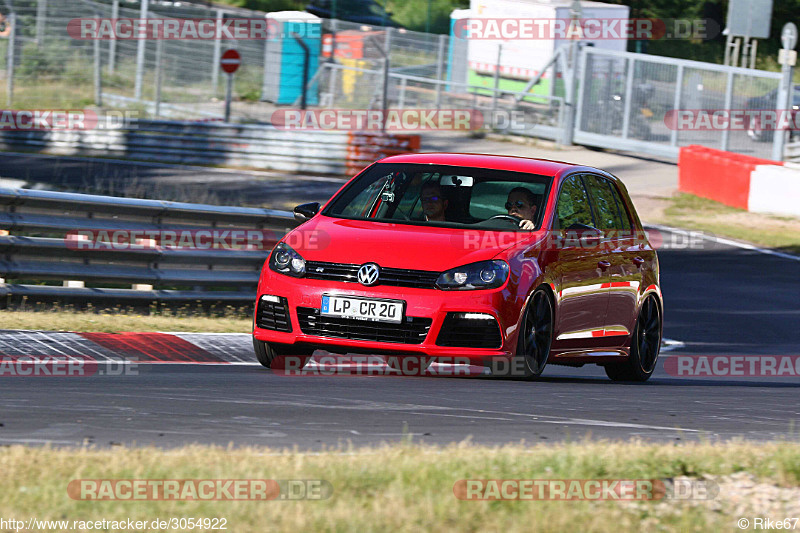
1,227,798,449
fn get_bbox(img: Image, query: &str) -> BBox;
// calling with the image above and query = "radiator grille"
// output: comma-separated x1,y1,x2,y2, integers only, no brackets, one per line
304,261,440,289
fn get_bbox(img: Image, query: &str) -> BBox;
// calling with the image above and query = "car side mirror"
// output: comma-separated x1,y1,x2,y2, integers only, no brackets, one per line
293,202,320,222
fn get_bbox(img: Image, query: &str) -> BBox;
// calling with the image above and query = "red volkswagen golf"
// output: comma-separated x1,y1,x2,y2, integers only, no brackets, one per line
253,153,662,381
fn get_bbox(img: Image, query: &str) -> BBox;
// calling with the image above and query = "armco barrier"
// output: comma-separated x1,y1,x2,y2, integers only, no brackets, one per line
0,120,420,175
0,187,299,306
787,141,800,162
678,145,783,210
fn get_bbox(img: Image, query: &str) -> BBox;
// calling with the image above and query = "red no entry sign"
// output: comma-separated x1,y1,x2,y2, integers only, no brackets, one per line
220,49,241,74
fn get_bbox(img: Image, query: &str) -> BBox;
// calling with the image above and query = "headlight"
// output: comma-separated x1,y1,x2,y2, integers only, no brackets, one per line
269,242,306,277
436,260,509,290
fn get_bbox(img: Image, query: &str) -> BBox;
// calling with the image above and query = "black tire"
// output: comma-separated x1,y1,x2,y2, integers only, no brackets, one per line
253,338,312,370
604,296,662,382
495,289,553,379
385,355,432,376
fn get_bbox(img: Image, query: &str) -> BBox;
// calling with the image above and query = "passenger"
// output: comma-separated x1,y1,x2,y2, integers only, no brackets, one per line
421,181,449,222
505,187,539,230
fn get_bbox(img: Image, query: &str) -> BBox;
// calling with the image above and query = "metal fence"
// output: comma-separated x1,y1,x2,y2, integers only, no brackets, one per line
313,62,565,141
0,0,263,117
0,0,794,162
574,47,784,160
0,186,298,305
0,0,453,119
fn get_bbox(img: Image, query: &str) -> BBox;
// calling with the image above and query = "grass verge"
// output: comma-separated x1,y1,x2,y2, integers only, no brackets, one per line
0,441,799,532
0,309,251,333
646,193,800,256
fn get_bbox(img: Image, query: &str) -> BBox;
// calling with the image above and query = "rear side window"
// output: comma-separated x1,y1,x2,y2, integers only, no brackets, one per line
583,174,632,231
583,175,621,230
556,176,594,229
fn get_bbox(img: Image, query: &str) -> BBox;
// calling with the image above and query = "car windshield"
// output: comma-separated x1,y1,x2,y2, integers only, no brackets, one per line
324,163,552,231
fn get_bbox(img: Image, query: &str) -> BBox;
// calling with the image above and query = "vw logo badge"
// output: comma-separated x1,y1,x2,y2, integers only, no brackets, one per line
357,263,380,286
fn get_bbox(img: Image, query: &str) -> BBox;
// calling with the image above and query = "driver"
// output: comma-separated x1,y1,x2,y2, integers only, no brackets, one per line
421,181,449,222
505,187,539,230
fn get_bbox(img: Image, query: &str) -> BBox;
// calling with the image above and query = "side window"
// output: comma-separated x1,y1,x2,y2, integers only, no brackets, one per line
338,174,391,217
584,175,633,231
606,181,633,231
556,176,594,229
583,175,624,230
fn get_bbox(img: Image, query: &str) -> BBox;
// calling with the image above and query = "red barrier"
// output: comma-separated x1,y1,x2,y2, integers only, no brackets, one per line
678,145,782,210
345,132,421,175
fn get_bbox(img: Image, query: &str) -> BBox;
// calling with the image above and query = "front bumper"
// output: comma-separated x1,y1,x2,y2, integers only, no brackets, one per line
253,271,521,362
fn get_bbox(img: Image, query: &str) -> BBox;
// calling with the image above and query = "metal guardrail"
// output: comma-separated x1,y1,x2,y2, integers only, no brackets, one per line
0,187,299,305
0,120,420,175
785,141,800,162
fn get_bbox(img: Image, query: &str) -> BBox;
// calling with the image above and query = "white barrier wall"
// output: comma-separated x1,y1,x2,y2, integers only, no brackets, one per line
0,120,420,176
748,164,800,217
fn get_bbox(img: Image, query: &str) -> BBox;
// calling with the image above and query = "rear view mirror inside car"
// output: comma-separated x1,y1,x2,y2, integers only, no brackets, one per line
440,175,474,187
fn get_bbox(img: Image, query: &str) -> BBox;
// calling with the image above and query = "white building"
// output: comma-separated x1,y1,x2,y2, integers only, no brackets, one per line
450,0,630,91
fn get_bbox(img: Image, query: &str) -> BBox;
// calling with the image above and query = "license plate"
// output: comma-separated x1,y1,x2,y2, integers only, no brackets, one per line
321,295,404,323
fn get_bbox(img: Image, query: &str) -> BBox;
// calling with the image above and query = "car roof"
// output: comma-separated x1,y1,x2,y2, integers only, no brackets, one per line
376,152,605,179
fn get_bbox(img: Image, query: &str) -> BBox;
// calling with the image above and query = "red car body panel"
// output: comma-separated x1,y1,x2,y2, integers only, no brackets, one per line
290,217,532,271
254,153,662,366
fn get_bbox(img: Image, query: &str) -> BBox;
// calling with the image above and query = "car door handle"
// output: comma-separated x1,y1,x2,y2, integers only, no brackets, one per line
632,257,645,266
597,260,611,269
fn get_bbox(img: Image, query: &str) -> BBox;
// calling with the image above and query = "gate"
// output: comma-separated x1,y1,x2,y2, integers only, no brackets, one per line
573,48,784,161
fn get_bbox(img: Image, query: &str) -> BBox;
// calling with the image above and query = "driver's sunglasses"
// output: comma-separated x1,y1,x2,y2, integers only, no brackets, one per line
421,196,442,203
505,200,528,210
